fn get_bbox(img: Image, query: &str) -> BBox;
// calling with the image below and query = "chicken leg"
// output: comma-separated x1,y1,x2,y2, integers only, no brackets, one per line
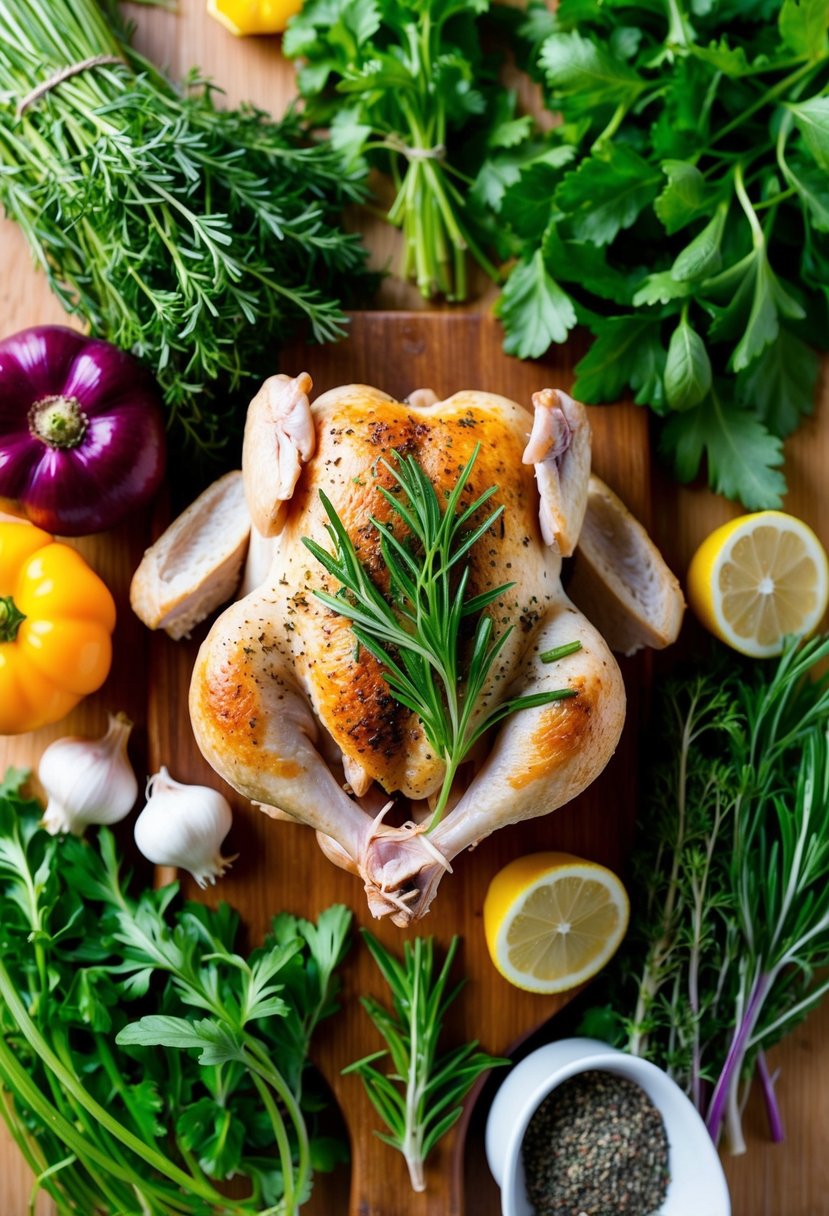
190,590,449,921
353,594,625,923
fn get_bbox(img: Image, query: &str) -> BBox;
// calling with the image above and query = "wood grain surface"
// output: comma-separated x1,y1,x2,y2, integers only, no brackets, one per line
1,3,828,1215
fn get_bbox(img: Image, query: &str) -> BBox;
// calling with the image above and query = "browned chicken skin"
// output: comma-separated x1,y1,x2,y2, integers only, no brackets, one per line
190,375,627,924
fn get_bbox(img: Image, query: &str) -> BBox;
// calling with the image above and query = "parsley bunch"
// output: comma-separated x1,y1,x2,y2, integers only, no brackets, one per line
283,0,516,301
0,0,374,456
489,0,829,507
0,770,351,1214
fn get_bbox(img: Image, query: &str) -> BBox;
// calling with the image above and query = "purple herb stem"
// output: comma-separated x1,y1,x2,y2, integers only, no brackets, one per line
757,1050,785,1143
705,971,772,1147
691,1043,702,1114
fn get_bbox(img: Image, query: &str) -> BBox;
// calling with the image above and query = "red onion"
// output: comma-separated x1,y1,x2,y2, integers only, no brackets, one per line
0,326,166,535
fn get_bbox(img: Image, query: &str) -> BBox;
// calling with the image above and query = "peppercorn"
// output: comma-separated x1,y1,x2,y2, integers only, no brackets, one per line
522,1070,670,1216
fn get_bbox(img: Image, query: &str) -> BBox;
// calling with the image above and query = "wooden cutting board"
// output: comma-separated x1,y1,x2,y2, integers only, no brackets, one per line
147,311,651,1216
3,0,829,1202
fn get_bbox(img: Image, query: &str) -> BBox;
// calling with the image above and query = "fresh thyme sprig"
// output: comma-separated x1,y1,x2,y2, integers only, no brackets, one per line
302,444,575,830
583,635,829,1154
0,0,374,456
343,932,507,1192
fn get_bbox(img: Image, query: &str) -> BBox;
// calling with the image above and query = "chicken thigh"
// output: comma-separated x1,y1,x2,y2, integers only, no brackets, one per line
189,375,626,925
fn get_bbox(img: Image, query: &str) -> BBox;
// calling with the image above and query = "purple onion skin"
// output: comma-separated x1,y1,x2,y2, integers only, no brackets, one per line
0,326,166,536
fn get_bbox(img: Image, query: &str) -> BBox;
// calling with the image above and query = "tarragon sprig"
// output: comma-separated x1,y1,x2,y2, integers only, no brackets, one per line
343,932,507,1192
302,443,575,830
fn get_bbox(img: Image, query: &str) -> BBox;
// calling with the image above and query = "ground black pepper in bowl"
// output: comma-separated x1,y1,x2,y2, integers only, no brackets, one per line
521,1069,670,1216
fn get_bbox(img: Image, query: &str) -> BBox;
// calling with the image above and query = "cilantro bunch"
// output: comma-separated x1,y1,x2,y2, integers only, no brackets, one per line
283,0,517,301
490,0,829,508
0,770,351,1215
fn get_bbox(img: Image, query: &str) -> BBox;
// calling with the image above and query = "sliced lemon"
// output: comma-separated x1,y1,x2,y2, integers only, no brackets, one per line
687,511,829,659
483,853,629,994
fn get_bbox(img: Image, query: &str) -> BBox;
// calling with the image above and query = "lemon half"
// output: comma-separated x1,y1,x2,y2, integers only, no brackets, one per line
687,511,829,658
483,853,630,994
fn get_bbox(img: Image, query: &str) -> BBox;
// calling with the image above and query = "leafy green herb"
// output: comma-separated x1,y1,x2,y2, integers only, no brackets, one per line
344,932,506,1191
302,444,575,831
582,637,829,1153
0,772,351,1213
283,0,512,301
0,0,374,456
489,0,829,506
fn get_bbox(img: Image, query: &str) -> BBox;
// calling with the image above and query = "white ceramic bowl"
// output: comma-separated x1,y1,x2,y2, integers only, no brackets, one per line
485,1037,731,1216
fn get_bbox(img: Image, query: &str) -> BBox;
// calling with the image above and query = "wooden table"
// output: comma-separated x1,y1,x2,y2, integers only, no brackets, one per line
1,3,828,1214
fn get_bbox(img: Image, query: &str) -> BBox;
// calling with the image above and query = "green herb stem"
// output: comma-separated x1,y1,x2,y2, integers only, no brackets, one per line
246,1038,312,1205
733,162,765,249
0,1018,148,1206
250,1071,297,1215
0,1085,84,1215
0,960,228,1205
346,934,506,1189
709,59,821,149
540,641,583,664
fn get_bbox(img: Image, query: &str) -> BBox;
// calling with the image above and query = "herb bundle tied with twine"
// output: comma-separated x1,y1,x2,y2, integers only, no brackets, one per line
0,0,375,456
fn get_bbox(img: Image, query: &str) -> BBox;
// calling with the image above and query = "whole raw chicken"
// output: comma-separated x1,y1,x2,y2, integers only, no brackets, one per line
182,374,645,926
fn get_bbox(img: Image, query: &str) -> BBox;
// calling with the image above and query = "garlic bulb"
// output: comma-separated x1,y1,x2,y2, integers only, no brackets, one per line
134,767,236,887
39,713,138,836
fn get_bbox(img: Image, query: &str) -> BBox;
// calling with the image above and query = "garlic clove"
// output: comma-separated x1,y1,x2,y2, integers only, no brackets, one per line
134,767,236,887
39,712,138,836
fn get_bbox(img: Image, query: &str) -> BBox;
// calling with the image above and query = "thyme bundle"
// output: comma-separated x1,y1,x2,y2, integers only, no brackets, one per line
0,0,374,455
584,637,829,1153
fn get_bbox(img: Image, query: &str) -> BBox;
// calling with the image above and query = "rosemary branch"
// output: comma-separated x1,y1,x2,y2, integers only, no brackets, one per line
303,444,575,829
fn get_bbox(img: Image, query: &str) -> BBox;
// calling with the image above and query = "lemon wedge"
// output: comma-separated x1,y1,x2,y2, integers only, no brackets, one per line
687,511,829,659
483,853,629,994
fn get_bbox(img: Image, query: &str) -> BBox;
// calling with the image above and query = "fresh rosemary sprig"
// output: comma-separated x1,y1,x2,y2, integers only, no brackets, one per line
302,444,575,830
0,0,374,456
344,932,507,1192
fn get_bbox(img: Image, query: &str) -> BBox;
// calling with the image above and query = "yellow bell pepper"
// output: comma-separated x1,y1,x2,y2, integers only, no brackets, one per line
0,522,116,735
207,0,303,35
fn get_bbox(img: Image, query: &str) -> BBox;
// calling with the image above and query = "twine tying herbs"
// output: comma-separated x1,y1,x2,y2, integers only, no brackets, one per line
16,54,124,120
383,133,446,162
